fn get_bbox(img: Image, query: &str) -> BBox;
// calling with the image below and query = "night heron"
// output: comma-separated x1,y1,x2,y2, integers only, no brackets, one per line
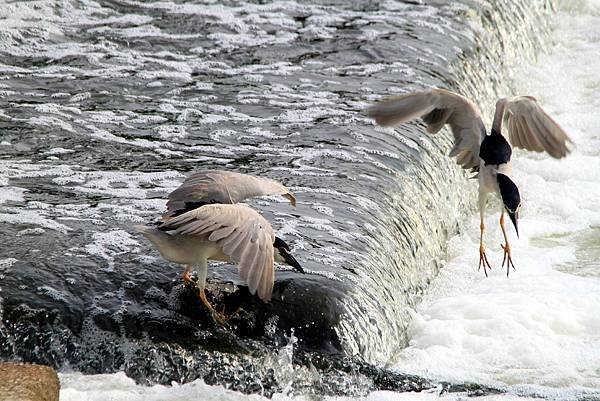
367,88,572,276
135,170,303,323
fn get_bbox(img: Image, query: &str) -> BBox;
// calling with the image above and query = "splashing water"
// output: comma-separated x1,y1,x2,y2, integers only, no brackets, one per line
390,1,600,400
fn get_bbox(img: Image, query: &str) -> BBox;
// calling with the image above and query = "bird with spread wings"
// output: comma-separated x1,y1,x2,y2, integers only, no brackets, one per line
368,88,573,275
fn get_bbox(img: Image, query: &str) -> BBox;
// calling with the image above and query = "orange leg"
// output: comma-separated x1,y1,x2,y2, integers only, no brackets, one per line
197,288,229,325
500,211,516,276
182,270,194,284
479,219,491,276
182,265,237,325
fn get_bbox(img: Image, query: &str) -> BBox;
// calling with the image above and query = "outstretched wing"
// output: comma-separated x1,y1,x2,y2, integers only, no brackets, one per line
160,203,275,301
493,97,573,159
166,170,296,218
367,88,485,171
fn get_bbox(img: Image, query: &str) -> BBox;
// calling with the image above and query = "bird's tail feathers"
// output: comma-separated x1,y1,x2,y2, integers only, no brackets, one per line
134,224,155,235
134,225,174,248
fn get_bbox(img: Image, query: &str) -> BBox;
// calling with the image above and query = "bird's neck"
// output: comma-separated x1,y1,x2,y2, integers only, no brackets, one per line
495,163,512,177
490,128,502,137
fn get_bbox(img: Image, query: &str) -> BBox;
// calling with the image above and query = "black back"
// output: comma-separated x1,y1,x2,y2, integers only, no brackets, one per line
479,128,512,166
170,200,219,218
157,200,219,230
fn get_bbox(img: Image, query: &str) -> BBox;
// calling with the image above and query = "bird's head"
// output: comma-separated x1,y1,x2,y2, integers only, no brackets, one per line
273,237,304,273
497,173,521,237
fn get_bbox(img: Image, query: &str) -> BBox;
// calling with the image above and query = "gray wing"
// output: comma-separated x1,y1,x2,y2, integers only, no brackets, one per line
493,97,573,158
367,88,485,171
161,203,275,301
166,170,296,218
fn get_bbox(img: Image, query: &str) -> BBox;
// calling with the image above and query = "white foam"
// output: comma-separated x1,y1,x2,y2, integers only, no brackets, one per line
391,2,600,399
0,258,18,270
138,69,192,81
52,169,181,199
310,203,335,217
59,372,270,401
45,147,75,155
156,125,188,140
35,103,82,116
83,229,141,270
57,372,539,401
16,227,45,236
353,391,538,401
0,208,71,233
0,159,182,233
0,186,26,204
209,129,238,141
37,285,68,303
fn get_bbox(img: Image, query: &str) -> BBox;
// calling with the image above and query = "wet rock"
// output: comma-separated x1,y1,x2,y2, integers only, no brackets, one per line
0,299,506,398
0,274,345,372
0,362,59,401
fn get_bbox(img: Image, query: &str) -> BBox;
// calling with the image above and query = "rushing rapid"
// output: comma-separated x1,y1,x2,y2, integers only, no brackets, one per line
390,1,600,400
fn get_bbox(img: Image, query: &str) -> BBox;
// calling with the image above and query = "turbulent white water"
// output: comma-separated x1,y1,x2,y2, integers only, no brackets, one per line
57,1,600,400
59,371,540,401
390,0,600,400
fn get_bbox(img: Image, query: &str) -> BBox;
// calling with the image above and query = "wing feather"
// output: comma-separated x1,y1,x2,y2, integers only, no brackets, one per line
208,225,236,242
180,220,219,236
522,114,553,152
166,170,296,219
531,111,568,155
257,251,275,301
245,253,262,294
246,250,262,278
223,229,251,260
500,97,572,158
521,114,545,151
521,114,557,156
515,116,536,150
161,203,276,301
251,248,267,287
367,88,485,171
368,91,437,127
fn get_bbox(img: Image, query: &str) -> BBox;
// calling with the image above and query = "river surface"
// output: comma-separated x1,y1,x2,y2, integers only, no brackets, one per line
0,0,506,367
59,0,600,399
2,0,598,399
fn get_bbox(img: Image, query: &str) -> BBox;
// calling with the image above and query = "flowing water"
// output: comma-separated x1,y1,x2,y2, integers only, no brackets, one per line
2,0,598,399
389,1,600,400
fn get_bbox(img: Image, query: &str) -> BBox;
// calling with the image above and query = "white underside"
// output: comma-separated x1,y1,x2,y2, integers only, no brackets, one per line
139,227,231,290
478,162,512,220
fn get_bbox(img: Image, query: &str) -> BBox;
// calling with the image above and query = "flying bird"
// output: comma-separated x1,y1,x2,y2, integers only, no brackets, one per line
367,88,572,275
135,170,303,323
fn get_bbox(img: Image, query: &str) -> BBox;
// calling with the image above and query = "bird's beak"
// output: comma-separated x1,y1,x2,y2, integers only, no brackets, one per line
283,251,304,274
508,210,519,238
